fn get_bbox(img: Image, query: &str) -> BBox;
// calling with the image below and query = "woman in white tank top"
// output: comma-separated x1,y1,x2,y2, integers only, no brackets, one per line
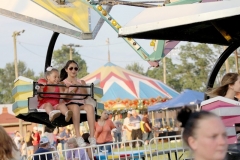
59,60,96,147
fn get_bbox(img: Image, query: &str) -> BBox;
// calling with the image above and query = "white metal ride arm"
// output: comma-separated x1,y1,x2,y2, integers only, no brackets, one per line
80,0,201,67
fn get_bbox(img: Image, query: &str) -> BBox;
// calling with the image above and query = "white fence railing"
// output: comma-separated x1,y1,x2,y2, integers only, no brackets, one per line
28,135,192,160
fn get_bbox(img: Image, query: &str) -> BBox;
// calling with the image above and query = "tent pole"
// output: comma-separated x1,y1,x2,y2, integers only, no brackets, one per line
166,110,169,127
151,111,155,127
151,111,157,144
196,104,200,111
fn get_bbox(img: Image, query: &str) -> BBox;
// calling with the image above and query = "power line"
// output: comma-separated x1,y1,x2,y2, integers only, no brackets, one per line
17,41,125,48
83,42,124,47
18,42,146,62
77,51,145,62
17,41,46,47
18,43,45,58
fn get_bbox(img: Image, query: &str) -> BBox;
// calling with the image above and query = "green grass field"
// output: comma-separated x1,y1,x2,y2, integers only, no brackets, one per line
111,140,191,160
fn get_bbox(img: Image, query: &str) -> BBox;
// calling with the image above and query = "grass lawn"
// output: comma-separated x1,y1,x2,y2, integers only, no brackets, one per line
111,140,191,160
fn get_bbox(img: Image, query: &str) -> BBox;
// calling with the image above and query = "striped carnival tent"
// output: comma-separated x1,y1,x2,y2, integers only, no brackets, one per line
82,62,179,110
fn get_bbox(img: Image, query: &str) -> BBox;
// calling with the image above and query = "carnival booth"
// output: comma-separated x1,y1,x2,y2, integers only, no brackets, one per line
148,89,204,137
148,89,204,112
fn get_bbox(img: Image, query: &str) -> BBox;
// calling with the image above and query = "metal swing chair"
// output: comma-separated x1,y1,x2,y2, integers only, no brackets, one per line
13,32,102,128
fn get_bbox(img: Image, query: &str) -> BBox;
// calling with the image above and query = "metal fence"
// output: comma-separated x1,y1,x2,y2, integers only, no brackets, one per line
27,135,192,160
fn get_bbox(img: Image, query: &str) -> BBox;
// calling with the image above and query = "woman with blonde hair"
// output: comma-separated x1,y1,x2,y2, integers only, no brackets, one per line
95,110,116,153
0,125,21,160
25,130,34,157
207,73,240,100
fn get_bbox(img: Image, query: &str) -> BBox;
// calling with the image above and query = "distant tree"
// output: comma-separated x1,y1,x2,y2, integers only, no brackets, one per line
0,61,36,103
37,72,45,79
125,62,145,75
146,57,182,92
174,43,216,91
52,45,88,78
212,44,237,86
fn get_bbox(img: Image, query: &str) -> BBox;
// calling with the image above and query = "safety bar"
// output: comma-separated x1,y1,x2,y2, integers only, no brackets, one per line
33,82,95,100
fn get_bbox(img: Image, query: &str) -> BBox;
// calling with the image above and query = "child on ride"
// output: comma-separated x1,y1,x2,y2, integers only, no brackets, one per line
38,66,73,122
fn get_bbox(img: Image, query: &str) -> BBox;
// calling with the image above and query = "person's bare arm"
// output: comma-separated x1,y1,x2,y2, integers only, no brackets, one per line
59,81,79,100
37,86,44,100
59,82,69,98
57,136,65,140
145,123,151,131
32,134,37,140
79,80,88,94
123,124,131,131
87,148,93,160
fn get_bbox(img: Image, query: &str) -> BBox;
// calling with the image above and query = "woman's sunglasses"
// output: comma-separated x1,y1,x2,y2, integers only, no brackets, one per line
69,67,78,71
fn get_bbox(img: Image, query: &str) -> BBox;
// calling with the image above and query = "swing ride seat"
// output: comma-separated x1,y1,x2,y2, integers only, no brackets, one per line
16,80,99,128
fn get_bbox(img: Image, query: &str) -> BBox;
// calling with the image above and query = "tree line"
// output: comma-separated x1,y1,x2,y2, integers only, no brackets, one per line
0,45,88,104
126,43,236,92
0,43,236,103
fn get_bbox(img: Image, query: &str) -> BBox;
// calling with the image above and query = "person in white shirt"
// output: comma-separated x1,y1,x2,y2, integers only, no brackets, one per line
123,111,132,143
136,110,143,120
129,110,142,148
14,131,22,150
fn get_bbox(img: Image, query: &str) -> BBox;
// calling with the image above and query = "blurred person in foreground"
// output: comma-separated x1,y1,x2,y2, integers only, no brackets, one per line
0,126,20,160
177,107,228,160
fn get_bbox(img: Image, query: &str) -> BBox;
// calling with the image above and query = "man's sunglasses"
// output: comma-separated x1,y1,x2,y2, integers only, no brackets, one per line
69,67,78,71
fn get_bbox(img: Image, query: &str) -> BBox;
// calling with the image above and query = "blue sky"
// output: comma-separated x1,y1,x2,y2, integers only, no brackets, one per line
0,5,159,74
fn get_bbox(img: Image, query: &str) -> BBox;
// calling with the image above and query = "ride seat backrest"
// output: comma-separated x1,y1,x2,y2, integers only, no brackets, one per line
28,95,39,110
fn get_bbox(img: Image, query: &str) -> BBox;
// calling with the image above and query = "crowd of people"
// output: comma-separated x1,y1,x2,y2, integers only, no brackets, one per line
91,108,155,153
4,109,153,160
2,60,239,160
7,125,89,160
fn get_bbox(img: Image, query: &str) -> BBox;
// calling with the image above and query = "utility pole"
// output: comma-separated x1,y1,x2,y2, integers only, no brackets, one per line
12,30,24,78
12,29,25,136
235,50,239,74
106,38,110,62
63,44,82,60
224,46,230,73
163,57,166,83
225,58,230,73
